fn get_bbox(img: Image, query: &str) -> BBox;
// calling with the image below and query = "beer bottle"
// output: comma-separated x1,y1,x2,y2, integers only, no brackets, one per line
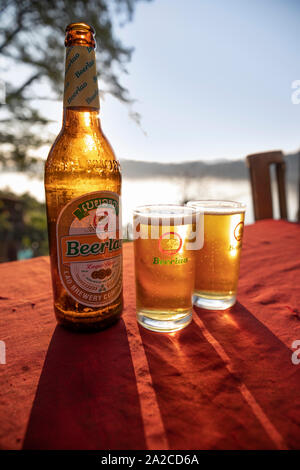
45,22,123,331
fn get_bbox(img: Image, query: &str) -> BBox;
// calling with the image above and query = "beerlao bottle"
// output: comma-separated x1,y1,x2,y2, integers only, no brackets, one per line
45,22,123,331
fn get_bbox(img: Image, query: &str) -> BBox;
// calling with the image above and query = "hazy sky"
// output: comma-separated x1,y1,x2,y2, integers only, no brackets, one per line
50,0,300,163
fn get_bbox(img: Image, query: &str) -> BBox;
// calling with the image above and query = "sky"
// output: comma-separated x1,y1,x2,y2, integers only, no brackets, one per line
40,0,300,162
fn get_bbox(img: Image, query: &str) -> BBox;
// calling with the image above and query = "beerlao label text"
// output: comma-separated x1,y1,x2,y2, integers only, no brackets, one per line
63,45,100,108
56,191,122,308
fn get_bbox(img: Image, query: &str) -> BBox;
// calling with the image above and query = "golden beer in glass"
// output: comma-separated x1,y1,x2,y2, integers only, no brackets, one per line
187,200,246,310
133,205,201,332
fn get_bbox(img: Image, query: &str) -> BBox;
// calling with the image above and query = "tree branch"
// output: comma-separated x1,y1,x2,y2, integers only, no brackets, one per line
8,73,42,98
0,4,29,53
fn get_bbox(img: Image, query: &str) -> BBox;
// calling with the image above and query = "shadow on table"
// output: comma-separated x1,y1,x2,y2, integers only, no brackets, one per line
23,319,146,450
138,302,300,450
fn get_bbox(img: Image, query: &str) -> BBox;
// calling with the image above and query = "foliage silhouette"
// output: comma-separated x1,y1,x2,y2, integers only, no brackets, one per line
0,0,151,170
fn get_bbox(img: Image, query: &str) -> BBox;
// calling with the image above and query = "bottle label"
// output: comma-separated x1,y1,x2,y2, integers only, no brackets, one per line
56,191,122,307
63,45,100,109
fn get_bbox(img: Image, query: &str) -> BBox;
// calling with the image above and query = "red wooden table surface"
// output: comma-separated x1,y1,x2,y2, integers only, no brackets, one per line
0,219,300,450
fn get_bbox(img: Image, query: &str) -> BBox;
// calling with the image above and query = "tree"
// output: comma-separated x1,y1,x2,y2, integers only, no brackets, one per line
0,0,151,170
0,189,48,261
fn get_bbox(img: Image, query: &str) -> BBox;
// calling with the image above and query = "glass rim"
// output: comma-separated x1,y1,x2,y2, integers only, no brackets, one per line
186,199,246,214
133,203,202,218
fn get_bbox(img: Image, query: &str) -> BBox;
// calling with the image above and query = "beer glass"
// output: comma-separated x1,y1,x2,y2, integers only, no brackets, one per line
133,205,202,332
187,200,246,310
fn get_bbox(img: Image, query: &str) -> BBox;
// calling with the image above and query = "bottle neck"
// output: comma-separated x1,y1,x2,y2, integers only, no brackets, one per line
63,45,100,110
62,107,101,131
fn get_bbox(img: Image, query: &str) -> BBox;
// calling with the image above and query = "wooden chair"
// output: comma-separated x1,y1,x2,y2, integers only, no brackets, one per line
246,151,288,221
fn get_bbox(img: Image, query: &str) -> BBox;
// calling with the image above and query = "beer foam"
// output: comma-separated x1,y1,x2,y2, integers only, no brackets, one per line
133,205,201,226
187,200,246,215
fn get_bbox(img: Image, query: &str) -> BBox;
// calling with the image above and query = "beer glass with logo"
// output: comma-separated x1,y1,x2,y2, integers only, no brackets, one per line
133,205,202,332
187,200,246,310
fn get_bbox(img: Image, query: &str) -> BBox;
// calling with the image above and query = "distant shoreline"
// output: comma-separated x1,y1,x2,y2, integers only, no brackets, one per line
1,153,299,184
120,154,299,184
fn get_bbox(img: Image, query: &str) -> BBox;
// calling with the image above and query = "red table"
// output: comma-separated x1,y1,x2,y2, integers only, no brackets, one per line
0,220,300,450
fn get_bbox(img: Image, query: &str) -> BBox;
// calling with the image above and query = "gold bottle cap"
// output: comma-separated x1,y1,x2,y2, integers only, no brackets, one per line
65,22,96,48
65,22,95,34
